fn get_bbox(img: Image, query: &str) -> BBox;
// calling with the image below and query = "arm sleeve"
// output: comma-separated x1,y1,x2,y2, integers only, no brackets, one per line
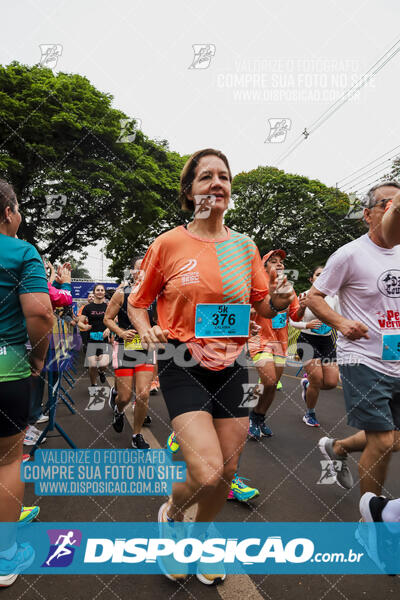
47,282,73,308
19,245,49,295
314,247,351,297
289,318,307,330
81,304,89,318
249,246,269,303
288,292,301,321
128,243,165,309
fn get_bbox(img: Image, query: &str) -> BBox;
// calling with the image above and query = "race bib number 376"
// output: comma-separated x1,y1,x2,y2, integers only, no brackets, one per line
195,304,251,338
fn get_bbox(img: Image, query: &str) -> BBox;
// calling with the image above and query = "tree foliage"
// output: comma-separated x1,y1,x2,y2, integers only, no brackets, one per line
0,62,183,265
225,166,365,290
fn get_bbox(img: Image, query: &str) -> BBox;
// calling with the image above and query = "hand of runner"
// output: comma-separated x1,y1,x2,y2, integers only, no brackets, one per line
249,320,261,335
103,328,110,339
298,292,308,309
307,319,322,329
339,319,369,340
141,326,169,350
121,330,136,342
269,267,295,310
29,355,44,377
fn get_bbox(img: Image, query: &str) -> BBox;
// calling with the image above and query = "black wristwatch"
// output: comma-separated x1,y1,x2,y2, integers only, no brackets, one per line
269,297,279,314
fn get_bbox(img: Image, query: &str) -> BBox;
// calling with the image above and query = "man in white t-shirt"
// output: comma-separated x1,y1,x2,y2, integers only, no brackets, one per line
307,181,400,500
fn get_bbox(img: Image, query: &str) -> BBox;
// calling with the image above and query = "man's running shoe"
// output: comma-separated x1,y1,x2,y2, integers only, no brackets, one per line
358,493,399,573
196,561,226,585
0,543,35,587
303,412,320,427
112,407,125,433
248,411,261,440
301,377,309,403
131,434,150,449
150,378,160,396
167,431,180,454
108,387,117,410
23,426,46,446
276,380,283,390
143,415,152,427
35,413,49,424
99,371,106,384
18,506,40,527
318,437,354,490
228,474,259,502
157,501,187,581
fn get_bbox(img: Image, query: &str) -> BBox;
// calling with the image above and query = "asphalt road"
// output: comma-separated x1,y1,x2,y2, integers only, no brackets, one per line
5,360,400,600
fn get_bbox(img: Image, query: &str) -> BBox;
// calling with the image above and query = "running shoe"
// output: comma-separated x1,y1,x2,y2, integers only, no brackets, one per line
18,506,40,527
99,371,106,384
318,437,354,490
259,416,273,437
143,415,152,427
228,474,259,502
150,378,160,396
112,407,125,433
131,434,150,449
303,412,320,427
248,411,261,440
35,413,49,424
196,561,226,585
157,501,187,581
108,387,117,410
166,431,180,454
276,380,283,390
0,543,35,587
301,377,309,403
358,493,399,573
23,426,47,446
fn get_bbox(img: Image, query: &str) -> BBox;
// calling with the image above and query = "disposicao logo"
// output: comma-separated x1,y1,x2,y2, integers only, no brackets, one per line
42,529,82,567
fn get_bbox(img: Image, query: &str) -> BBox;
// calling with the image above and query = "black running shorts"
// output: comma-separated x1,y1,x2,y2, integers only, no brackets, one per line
297,332,337,364
158,341,249,420
0,377,31,437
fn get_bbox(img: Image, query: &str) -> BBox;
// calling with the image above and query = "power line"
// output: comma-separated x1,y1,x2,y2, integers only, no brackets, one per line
274,39,400,166
337,143,400,186
342,153,400,191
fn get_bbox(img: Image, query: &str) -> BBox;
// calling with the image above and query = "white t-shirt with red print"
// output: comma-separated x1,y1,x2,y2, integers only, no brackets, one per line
314,233,400,377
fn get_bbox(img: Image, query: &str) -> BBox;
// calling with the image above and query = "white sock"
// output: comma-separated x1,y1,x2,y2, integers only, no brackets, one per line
382,498,400,532
0,542,17,560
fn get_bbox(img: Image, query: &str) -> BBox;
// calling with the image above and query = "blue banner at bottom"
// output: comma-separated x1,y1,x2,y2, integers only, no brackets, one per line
2,522,400,575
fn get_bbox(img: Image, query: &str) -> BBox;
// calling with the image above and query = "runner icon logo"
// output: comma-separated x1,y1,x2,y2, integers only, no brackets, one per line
265,118,291,143
377,270,400,298
42,529,82,567
317,460,343,485
39,44,63,69
239,383,264,408
194,195,216,219
188,44,216,69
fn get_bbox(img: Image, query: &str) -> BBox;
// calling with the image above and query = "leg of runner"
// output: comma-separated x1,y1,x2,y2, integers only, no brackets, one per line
358,431,397,496
132,367,153,449
133,369,153,433
250,359,284,439
112,373,134,433
166,412,247,521
303,360,338,426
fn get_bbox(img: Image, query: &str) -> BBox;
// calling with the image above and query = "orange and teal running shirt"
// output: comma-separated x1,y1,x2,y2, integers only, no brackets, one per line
128,225,269,370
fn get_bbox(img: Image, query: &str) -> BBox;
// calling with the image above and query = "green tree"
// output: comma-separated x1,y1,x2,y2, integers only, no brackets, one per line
225,166,365,290
0,62,182,262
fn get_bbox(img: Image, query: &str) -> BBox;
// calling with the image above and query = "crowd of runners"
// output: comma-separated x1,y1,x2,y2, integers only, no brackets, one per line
1,148,400,586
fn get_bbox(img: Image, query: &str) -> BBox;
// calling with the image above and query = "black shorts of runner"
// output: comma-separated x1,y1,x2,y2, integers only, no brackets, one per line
113,342,155,376
297,332,336,364
0,377,31,437
158,341,249,420
86,342,111,358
